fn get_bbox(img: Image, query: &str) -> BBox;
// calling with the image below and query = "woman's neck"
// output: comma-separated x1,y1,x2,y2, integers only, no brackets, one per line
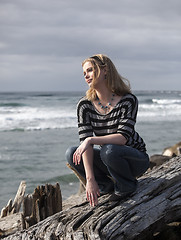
92,87,123,115
95,87,113,103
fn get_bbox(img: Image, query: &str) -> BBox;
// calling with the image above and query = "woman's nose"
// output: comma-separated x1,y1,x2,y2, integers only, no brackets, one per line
85,72,89,79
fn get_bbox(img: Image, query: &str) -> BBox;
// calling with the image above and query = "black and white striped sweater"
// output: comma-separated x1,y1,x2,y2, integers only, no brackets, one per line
77,93,146,152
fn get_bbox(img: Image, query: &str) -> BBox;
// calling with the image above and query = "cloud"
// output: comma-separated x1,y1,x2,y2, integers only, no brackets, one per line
0,0,181,91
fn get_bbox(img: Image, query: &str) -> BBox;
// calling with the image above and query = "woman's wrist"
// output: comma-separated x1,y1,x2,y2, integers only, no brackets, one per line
86,137,93,145
86,176,95,182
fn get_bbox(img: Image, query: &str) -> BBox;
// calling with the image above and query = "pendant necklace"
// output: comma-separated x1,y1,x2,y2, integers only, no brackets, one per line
96,93,115,113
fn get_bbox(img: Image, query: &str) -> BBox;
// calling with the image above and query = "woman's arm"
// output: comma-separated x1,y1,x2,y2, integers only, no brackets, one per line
88,133,127,146
73,145,100,206
73,133,126,206
73,133,126,166
82,146,100,206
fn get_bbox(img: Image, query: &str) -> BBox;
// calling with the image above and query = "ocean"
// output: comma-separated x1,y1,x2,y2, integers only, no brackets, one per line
0,91,181,211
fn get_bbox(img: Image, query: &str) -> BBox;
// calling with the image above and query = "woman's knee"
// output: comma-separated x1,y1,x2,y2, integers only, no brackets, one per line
100,144,129,166
100,144,116,165
65,146,77,165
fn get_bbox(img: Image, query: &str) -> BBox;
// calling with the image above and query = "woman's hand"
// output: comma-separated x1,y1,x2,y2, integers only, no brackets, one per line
73,137,92,165
86,179,100,207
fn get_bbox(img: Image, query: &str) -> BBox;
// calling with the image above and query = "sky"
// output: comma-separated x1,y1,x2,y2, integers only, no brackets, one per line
0,0,181,92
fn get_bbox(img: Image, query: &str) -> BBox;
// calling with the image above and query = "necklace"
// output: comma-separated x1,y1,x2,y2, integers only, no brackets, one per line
96,93,115,112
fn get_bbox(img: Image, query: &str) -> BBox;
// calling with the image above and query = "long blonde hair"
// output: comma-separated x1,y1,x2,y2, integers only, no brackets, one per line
82,54,131,101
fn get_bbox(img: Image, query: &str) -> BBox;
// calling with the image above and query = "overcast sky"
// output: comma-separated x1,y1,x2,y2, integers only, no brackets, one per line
0,0,181,92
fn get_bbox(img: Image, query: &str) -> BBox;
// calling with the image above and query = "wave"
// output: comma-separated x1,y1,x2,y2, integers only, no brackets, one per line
0,105,77,132
1,103,181,131
152,99,181,105
138,97,181,105
0,102,27,107
0,91,181,131
1,105,180,131
138,101,181,121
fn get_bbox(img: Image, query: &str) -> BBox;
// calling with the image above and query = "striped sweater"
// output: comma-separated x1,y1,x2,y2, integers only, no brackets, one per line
77,93,146,152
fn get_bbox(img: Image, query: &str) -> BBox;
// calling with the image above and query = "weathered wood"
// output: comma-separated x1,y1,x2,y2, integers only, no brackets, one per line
0,213,24,238
0,183,62,238
0,181,26,218
3,156,181,240
11,181,26,214
0,200,13,218
23,182,62,229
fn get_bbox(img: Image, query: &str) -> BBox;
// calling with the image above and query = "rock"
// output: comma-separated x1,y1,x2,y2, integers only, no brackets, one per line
162,141,181,157
149,154,171,169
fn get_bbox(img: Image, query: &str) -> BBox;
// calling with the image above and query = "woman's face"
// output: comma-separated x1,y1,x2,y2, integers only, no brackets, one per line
83,61,106,88
83,61,94,87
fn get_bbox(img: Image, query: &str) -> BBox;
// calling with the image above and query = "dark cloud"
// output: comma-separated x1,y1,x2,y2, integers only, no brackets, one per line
0,0,181,91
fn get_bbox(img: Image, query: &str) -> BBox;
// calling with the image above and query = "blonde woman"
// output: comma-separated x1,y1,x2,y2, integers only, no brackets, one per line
66,54,149,207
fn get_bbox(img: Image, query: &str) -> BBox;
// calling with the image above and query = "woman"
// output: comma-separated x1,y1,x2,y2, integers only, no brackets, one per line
66,54,149,207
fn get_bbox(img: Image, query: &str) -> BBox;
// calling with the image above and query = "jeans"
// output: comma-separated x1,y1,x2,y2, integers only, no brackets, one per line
65,144,150,194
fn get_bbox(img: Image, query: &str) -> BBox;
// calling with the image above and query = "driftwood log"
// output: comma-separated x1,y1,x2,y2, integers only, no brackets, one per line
2,155,181,240
0,183,62,238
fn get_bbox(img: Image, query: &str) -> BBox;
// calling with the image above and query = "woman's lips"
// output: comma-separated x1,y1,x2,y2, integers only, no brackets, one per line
87,79,92,84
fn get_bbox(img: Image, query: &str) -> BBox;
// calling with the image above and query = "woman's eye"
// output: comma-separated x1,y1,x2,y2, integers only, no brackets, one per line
83,67,93,77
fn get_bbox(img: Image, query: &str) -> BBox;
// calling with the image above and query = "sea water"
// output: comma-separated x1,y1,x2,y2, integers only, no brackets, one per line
0,91,181,210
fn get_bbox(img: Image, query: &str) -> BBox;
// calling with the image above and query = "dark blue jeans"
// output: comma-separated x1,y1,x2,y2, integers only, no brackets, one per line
65,144,149,194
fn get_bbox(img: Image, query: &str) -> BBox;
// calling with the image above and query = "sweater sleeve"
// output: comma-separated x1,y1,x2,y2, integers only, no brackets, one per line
77,98,93,143
117,94,138,141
